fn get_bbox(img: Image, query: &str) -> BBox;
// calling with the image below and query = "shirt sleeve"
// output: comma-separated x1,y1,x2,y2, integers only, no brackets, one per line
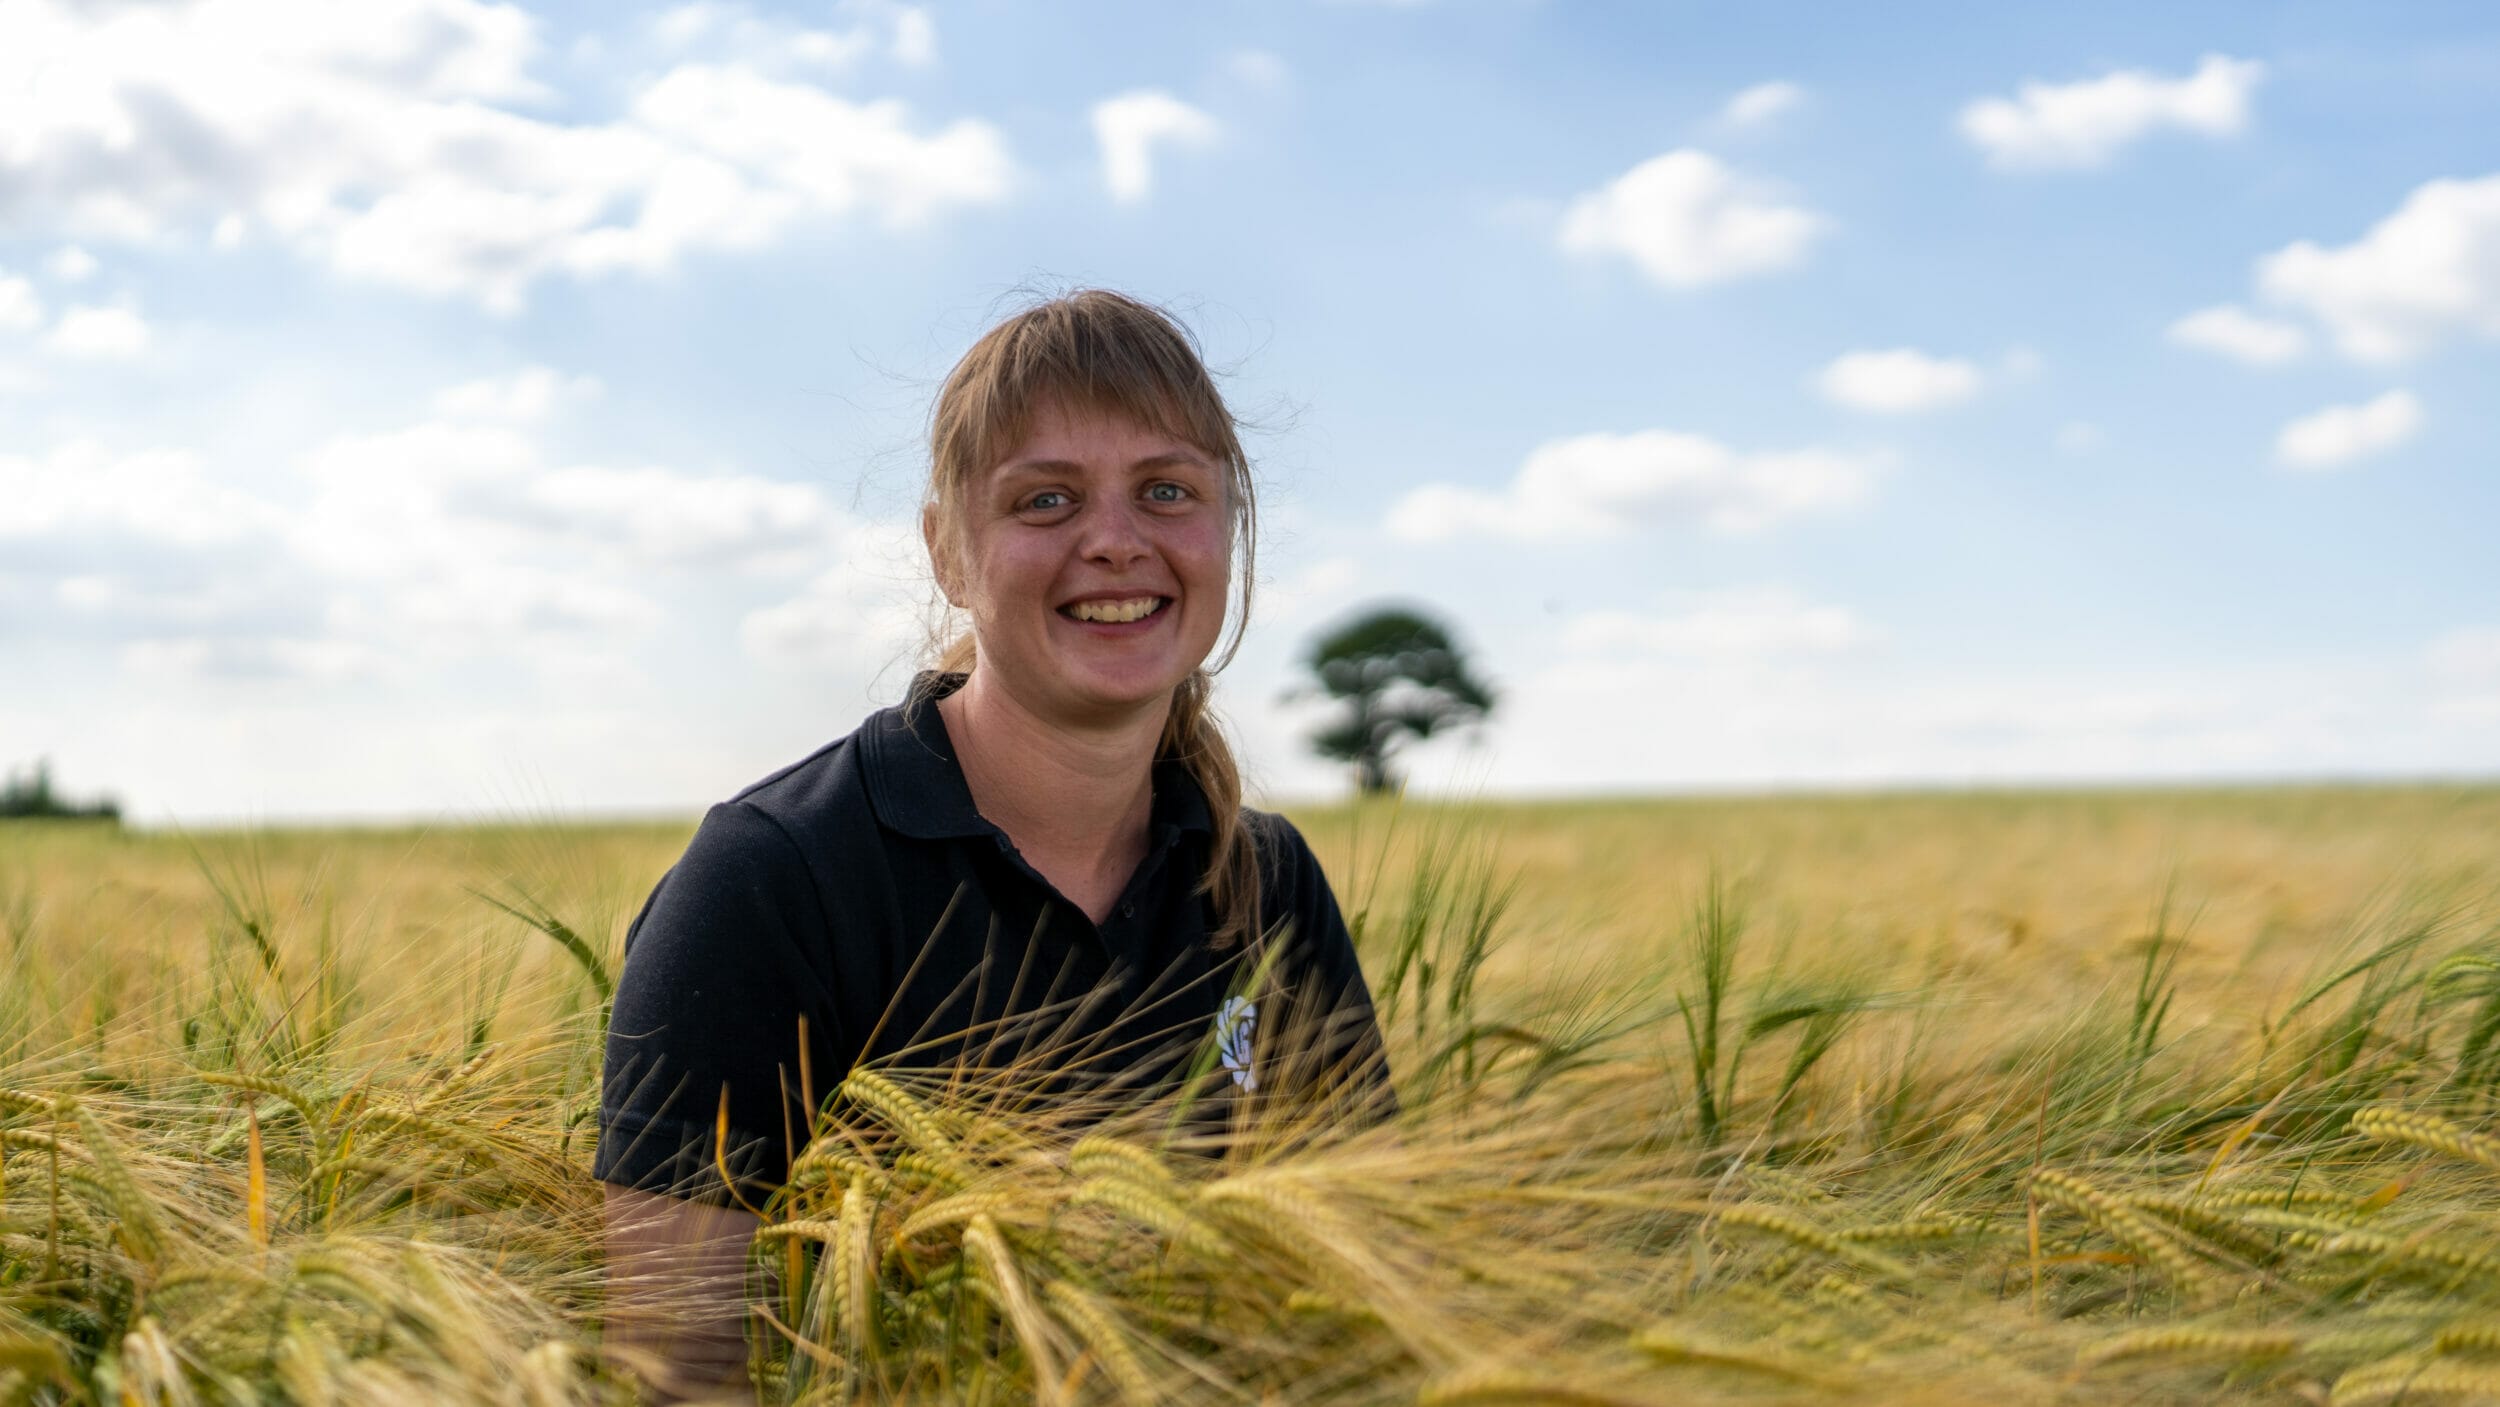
1252,812,1400,1127
594,801,844,1208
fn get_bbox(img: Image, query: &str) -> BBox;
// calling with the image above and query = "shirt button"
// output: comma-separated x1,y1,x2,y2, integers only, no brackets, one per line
1118,903,1134,918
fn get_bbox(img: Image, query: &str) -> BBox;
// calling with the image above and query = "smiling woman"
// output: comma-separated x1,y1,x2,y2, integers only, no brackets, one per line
594,289,1395,1401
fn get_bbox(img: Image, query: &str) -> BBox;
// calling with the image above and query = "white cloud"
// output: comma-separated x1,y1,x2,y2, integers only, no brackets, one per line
1091,90,1220,205
1224,50,1290,92
123,635,385,685
1557,149,1825,289
0,273,40,332
2255,174,2500,363
120,634,390,684
890,7,937,67
9,372,866,698
1258,555,1362,626
1,441,278,545
45,246,98,282
2274,389,2422,471
1717,81,1804,132
1561,588,1878,658
2168,304,2309,365
431,365,604,422
1386,429,1882,542
740,517,927,670
1959,54,2264,169
384,561,658,634
48,304,148,358
1816,347,1983,413
291,395,843,578
514,463,837,568
651,1,934,74
2430,627,2500,684
0,0,1013,312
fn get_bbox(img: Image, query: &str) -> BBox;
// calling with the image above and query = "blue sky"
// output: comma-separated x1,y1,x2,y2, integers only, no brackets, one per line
3,0,2496,822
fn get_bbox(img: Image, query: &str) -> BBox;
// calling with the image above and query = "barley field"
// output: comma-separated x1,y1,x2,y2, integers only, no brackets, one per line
5,785,2500,1405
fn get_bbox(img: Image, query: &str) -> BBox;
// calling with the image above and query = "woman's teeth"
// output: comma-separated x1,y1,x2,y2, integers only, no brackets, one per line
1065,597,1166,623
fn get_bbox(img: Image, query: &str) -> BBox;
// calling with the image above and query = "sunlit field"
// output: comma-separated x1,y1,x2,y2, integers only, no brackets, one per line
6,785,2500,1404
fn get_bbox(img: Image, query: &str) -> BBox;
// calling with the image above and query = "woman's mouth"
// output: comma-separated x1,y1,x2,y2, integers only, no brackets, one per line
1059,596,1170,624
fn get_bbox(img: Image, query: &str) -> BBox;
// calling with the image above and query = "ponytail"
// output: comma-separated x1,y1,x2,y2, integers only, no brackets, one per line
1159,668,1259,953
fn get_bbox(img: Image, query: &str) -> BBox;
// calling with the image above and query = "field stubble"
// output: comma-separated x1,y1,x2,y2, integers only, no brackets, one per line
3,784,2500,1404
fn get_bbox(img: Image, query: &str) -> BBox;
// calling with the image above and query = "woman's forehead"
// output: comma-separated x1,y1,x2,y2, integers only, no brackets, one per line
990,397,1220,473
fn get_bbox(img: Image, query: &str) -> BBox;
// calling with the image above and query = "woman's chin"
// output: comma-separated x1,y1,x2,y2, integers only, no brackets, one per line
1045,657,1198,717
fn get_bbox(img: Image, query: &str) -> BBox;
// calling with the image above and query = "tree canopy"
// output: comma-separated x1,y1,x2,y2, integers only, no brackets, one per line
1293,605,1494,794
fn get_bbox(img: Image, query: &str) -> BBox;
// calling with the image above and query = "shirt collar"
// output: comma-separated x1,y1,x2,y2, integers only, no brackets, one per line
862,672,1214,842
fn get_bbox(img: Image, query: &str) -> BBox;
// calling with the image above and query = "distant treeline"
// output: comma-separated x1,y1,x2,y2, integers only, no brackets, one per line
1,759,120,821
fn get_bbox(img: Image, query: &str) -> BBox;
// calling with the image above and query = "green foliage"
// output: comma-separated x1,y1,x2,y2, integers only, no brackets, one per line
1292,606,1494,793
0,759,118,823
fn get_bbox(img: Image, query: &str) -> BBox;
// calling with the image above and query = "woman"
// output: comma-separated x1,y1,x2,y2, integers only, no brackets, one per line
596,290,1395,1400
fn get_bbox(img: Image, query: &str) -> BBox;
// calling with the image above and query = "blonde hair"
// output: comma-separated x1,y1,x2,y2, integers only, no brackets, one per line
920,289,1262,952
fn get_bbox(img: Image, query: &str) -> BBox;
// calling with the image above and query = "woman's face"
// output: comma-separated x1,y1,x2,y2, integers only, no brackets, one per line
936,398,1233,726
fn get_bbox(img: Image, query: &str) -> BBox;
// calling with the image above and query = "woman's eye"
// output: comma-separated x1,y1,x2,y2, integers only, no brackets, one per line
1146,482,1189,504
1024,490,1070,512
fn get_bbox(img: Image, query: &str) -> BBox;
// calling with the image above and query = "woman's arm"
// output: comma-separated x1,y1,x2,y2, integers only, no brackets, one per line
601,1182,761,1403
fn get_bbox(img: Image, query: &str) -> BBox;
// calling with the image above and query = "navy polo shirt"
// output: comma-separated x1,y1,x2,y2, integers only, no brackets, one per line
594,674,1393,1206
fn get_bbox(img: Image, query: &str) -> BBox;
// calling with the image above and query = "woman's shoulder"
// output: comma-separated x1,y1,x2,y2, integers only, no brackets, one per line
628,707,900,950
1235,806,1332,900
712,700,913,845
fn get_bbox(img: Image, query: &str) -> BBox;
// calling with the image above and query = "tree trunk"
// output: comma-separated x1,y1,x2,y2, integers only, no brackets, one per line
1355,753,1393,794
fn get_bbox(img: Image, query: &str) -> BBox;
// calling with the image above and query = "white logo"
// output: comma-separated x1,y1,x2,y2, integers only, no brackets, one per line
1216,996,1257,1091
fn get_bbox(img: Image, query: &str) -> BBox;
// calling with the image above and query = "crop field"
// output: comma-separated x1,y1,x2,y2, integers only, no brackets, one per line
5,784,2500,1404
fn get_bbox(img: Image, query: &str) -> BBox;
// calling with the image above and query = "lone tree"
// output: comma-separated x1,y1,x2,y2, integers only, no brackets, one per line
1293,605,1494,794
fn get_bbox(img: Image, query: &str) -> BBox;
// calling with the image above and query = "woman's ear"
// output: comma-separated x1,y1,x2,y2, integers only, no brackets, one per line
922,504,965,608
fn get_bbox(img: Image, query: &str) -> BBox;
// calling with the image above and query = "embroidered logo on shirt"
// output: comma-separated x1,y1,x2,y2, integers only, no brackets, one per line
1216,995,1258,1091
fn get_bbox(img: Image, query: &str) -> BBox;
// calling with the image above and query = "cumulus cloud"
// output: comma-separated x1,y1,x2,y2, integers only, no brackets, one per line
1258,556,1362,626
1091,90,1220,205
0,441,277,545
0,0,1013,311
431,365,604,421
739,517,927,670
290,410,842,579
1386,429,1882,542
511,464,837,568
2168,304,2309,365
1557,150,1824,289
890,7,937,66
122,635,386,685
9,361,886,692
1959,54,2263,169
2255,174,2500,363
44,246,98,282
1224,50,1290,92
48,304,148,358
1816,347,1983,413
0,272,39,332
2430,627,2500,684
2274,389,2422,471
1716,81,1804,132
1561,588,1878,658
651,1,936,75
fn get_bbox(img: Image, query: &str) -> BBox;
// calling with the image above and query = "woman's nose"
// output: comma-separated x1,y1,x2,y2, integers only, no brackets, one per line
1078,500,1152,566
